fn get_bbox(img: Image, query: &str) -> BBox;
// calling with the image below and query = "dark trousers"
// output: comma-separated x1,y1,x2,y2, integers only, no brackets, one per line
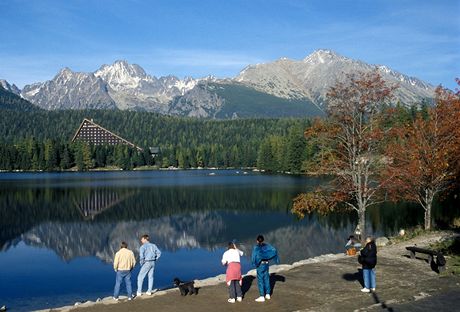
256,263,270,296
228,280,242,299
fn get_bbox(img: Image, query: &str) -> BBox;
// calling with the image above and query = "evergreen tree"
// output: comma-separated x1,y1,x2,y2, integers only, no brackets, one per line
60,144,71,169
286,127,307,173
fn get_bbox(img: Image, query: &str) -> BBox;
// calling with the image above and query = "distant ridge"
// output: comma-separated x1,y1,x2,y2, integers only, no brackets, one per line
0,84,41,112
3,49,435,118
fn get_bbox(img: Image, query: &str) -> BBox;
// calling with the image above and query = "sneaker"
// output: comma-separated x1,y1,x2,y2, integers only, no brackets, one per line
265,294,271,300
255,296,266,302
228,298,236,303
113,297,119,302
361,288,370,293
146,291,152,295
136,292,142,297
237,297,242,302
371,288,376,291
128,297,132,301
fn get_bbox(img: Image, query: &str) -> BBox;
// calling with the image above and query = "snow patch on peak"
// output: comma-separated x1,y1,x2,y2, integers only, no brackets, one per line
377,65,391,74
57,67,73,76
303,49,344,64
24,87,41,97
95,60,153,90
113,59,129,66
174,79,197,95
199,75,217,82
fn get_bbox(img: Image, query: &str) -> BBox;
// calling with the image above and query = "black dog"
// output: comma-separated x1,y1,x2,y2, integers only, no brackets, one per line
173,277,197,296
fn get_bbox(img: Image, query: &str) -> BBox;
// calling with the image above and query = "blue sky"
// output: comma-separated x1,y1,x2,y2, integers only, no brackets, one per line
0,0,459,89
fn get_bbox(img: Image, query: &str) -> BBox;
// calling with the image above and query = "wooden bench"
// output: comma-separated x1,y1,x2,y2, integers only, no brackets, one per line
406,246,446,271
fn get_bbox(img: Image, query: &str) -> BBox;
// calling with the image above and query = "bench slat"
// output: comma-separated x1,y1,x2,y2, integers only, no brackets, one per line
405,246,438,255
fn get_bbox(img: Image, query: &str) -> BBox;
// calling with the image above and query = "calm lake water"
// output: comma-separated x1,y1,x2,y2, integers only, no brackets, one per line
0,170,455,311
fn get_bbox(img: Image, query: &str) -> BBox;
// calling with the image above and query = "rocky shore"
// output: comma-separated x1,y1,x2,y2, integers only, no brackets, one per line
36,231,460,312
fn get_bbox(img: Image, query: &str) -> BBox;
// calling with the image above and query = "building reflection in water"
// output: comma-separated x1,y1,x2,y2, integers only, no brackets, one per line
73,189,135,220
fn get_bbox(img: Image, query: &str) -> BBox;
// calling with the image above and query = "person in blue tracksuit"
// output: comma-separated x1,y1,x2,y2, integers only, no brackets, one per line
251,235,279,302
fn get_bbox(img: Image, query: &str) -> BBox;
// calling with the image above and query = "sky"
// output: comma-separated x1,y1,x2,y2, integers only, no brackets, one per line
0,0,459,89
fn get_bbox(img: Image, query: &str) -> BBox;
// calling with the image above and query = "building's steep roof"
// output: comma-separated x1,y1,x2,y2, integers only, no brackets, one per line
71,118,143,151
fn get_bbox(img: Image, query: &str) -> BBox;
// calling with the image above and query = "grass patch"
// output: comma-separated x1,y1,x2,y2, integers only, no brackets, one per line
388,226,433,244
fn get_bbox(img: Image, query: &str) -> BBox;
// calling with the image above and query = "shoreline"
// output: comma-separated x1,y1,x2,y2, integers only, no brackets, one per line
0,167,261,174
34,252,344,312
33,230,460,312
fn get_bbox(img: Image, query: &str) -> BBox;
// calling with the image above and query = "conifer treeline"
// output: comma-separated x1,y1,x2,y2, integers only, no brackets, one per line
0,110,314,171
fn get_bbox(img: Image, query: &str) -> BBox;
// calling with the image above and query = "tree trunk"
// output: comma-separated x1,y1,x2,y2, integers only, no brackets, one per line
358,208,366,242
424,189,433,230
424,202,432,230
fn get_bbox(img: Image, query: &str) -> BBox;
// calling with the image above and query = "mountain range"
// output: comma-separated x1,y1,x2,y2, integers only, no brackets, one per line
2,50,435,118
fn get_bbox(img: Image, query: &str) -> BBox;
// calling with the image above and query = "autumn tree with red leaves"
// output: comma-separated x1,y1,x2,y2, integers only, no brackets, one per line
385,80,460,229
292,70,397,238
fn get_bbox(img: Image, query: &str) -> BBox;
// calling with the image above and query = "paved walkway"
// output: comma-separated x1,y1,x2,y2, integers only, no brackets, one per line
48,233,460,312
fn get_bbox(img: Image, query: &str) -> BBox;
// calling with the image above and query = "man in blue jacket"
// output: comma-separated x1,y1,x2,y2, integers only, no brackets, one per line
137,234,162,297
251,235,279,302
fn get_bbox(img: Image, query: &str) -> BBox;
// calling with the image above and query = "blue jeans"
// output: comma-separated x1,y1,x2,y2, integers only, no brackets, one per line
363,268,376,289
256,263,270,296
113,270,132,299
137,261,155,293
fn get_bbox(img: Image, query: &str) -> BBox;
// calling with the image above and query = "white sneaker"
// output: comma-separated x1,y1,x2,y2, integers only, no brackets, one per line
128,297,132,301
371,288,376,291
113,297,119,302
136,292,142,297
146,291,152,295
265,294,271,300
361,288,370,293
237,297,242,302
228,298,236,303
255,296,265,302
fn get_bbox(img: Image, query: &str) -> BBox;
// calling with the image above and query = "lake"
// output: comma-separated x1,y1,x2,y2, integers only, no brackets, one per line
0,170,453,311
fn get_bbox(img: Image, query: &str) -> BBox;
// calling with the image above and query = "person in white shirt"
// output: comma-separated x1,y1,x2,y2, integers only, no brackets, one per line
221,242,244,303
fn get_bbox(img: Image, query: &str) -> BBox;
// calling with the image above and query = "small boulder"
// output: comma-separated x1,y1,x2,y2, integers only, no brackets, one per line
375,237,389,247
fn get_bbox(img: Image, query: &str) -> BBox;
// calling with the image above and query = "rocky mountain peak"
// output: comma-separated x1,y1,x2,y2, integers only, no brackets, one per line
303,49,348,65
21,66,115,110
55,67,79,80
95,60,153,91
0,79,21,95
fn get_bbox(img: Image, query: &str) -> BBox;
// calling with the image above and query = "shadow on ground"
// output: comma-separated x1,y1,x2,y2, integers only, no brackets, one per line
270,274,286,295
241,275,255,295
241,273,286,297
371,291,394,312
342,268,364,287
